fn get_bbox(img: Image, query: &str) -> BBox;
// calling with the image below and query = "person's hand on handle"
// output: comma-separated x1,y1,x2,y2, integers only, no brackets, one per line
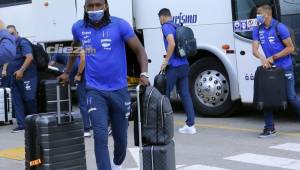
57,73,69,85
139,75,150,86
14,70,24,80
160,59,168,72
260,57,272,69
74,74,82,84
267,57,274,65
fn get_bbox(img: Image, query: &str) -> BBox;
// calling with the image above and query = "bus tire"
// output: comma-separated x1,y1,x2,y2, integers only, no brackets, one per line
189,57,238,117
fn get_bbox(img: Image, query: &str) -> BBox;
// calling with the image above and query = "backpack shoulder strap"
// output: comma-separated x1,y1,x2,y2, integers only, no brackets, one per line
21,37,32,46
17,37,31,47
257,25,263,41
164,22,178,30
275,22,283,43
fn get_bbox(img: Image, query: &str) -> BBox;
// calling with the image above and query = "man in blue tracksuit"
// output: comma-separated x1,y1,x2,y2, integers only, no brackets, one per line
252,4,300,138
7,25,37,133
59,0,149,169
0,20,16,65
158,8,197,135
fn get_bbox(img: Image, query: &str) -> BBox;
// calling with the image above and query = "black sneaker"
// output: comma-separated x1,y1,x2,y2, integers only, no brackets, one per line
11,127,25,133
259,128,277,138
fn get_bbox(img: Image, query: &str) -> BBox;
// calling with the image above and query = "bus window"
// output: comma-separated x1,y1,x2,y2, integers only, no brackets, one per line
232,0,277,39
0,0,31,8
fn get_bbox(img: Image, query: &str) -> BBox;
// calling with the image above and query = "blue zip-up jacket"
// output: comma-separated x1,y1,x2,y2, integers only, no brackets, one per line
0,29,16,64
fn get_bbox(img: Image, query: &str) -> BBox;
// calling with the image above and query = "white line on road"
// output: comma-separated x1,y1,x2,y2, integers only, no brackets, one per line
270,143,300,153
225,153,300,170
180,165,230,170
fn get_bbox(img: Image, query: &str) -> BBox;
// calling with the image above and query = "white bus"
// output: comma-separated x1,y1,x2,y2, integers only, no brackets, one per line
0,0,299,117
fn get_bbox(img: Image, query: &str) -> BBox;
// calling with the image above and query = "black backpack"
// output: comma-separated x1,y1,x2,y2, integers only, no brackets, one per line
20,38,49,71
166,23,197,57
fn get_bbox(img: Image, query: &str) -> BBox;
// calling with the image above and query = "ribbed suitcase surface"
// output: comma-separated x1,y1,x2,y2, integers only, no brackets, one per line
26,82,86,170
253,66,287,111
38,80,69,113
25,112,86,170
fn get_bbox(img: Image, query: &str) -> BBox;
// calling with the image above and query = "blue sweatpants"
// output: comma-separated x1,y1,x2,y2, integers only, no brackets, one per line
87,88,130,170
166,64,196,126
11,73,37,128
76,77,91,131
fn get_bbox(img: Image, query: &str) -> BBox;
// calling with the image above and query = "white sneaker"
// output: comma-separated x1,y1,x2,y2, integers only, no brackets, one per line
84,131,92,137
178,125,197,134
111,162,123,170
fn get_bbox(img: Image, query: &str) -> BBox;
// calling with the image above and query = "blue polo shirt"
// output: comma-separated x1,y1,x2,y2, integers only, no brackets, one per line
72,17,135,91
8,37,36,75
0,29,16,64
162,21,189,67
252,19,292,70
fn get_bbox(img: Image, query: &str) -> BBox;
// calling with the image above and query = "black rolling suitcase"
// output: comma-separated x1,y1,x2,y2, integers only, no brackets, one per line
136,85,176,170
253,66,287,111
25,83,87,170
38,80,70,113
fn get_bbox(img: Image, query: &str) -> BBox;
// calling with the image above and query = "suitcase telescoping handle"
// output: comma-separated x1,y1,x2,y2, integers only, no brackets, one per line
56,82,72,125
136,84,144,170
